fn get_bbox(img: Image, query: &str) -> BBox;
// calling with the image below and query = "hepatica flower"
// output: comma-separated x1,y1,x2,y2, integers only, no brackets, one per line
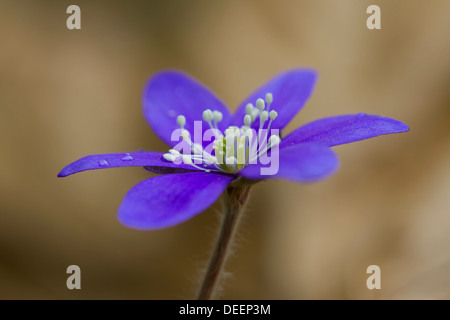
58,69,408,230
58,68,408,299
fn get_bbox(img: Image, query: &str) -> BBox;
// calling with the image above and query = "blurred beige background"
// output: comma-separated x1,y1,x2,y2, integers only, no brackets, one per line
0,0,449,299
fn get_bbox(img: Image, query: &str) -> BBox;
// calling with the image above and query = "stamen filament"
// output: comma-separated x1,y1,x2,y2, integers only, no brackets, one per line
168,93,278,174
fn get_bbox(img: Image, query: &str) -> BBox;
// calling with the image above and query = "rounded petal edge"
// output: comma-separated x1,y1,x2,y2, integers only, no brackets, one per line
281,114,409,148
231,68,318,131
118,172,234,230
142,70,232,147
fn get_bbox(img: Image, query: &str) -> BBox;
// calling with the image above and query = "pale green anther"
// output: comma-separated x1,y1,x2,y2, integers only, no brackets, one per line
265,93,273,105
245,103,254,115
261,111,269,122
177,115,186,128
181,129,190,140
163,153,174,161
251,109,259,122
202,109,213,122
225,126,239,135
213,110,223,123
256,98,265,112
244,115,252,126
269,135,281,147
269,110,278,120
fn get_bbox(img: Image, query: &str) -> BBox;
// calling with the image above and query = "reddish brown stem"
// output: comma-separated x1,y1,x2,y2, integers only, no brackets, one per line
197,182,252,300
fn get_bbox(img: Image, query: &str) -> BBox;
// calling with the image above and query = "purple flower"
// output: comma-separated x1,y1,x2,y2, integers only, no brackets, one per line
58,69,408,230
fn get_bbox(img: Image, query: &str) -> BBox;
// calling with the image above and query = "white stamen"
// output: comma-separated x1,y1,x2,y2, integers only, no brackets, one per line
213,110,223,123
208,156,218,164
258,110,269,144
245,103,254,115
251,109,259,122
182,155,193,165
226,156,236,165
269,135,281,147
163,153,175,162
202,109,213,122
256,98,265,112
177,115,186,128
243,115,251,127
192,143,203,155
260,111,269,122
269,110,278,121
265,93,273,106
241,125,250,133
181,129,190,140
166,93,281,174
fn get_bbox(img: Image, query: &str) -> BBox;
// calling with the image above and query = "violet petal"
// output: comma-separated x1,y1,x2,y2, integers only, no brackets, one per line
118,172,234,230
281,114,409,148
143,70,231,147
57,151,198,177
231,69,317,131
238,143,339,183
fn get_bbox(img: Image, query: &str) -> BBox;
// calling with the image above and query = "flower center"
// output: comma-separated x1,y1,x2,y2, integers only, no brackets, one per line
163,93,280,174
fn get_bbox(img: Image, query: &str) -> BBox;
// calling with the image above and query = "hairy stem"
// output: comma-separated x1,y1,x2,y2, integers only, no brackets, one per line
197,181,252,300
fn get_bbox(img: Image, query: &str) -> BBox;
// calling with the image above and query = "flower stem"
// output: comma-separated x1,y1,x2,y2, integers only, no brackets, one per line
197,181,252,300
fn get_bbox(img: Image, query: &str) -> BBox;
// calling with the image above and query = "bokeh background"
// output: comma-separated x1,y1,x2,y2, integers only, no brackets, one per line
1,0,449,299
